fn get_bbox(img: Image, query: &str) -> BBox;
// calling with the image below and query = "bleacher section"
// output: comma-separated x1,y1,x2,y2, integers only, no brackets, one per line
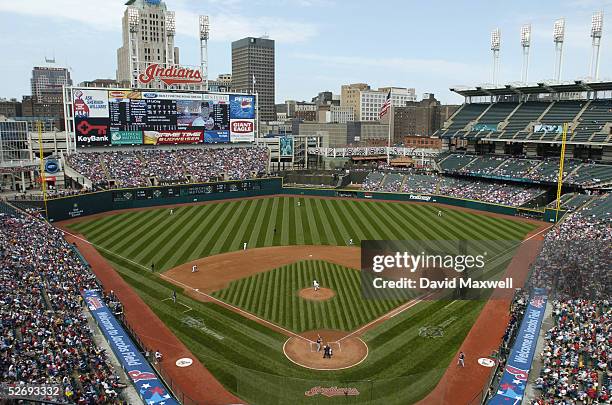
499,102,551,139
572,100,612,143
440,104,488,138
437,153,612,187
362,172,385,191
530,101,585,141
462,102,518,140
380,173,404,192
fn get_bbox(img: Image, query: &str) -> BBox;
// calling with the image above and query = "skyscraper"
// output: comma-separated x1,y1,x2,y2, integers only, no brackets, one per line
116,0,179,88
26,60,72,130
231,37,275,122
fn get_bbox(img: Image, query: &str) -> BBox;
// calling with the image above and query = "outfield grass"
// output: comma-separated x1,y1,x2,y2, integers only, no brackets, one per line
68,196,537,404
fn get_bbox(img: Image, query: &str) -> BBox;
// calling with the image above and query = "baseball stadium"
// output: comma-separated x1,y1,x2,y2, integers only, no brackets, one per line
1,2,611,405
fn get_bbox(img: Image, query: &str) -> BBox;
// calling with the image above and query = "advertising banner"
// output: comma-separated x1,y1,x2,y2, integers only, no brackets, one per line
73,89,109,118
533,124,562,134
143,130,203,145
141,92,202,101
75,117,110,146
488,290,547,405
204,130,230,143
230,119,255,142
229,94,255,119
82,290,179,405
108,90,142,102
111,130,143,145
280,136,294,156
473,123,498,132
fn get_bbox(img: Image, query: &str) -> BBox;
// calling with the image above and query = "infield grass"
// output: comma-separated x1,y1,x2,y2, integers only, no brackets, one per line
67,196,537,404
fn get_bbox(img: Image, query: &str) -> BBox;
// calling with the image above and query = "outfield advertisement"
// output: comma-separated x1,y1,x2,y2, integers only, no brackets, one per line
82,290,179,405
143,130,203,145
488,290,548,404
73,88,256,147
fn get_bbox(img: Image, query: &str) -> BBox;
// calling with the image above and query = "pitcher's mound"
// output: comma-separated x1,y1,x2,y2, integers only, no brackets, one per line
299,287,335,301
283,330,368,370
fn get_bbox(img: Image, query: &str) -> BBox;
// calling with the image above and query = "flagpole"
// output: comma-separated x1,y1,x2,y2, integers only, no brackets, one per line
387,103,393,164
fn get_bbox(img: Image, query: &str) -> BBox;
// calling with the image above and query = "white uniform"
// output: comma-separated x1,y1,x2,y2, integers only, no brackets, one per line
192,265,198,273
313,280,320,291
243,242,247,250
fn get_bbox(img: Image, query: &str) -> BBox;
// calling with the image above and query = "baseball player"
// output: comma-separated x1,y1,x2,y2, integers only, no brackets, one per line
297,201,301,207
457,351,465,367
172,290,176,304
192,264,198,273
316,335,322,352
313,279,320,291
243,242,248,250
438,210,443,217
348,238,354,245
170,209,174,215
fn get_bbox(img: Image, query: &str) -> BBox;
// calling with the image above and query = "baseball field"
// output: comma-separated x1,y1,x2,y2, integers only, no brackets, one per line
66,195,539,404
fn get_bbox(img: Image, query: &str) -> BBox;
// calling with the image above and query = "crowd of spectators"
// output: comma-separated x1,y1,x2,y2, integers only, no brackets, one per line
65,146,268,189
0,204,129,403
489,192,611,404
362,171,545,207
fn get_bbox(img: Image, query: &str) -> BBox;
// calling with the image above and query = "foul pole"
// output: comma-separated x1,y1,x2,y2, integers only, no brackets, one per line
37,121,48,219
555,122,569,222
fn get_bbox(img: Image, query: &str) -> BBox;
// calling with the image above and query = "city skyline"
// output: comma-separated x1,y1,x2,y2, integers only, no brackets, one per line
0,0,610,104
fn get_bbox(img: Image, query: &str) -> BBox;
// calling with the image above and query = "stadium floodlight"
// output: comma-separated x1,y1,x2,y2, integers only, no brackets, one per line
553,18,565,43
165,11,176,36
490,28,501,86
128,7,140,31
591,10,603,38
490,28,501,51
199,15,210,40
520,24,531,83
520,24,531,47
589,11,604,80
199,15,210,91
553,18,565,82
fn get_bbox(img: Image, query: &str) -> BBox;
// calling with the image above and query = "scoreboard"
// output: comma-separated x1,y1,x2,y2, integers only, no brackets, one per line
111,181,260,202
72,88,255,147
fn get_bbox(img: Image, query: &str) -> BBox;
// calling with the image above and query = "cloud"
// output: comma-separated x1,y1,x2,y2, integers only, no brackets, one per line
0,0,318,43
291,52,485,77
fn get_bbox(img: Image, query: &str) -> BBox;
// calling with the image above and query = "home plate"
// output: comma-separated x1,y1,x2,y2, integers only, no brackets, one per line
309,255,312,257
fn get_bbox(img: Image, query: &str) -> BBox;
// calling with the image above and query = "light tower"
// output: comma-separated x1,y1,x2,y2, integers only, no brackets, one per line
165,11,176,67
589,11,604,80
520,24,531,83
491,28,501,86
199,15,210,91
553,18,565,82
127,7,140,88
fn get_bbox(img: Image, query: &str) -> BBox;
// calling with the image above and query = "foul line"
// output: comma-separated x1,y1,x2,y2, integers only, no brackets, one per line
161,273,312,343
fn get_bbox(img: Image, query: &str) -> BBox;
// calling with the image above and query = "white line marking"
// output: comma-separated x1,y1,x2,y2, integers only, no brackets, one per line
282,337,368,371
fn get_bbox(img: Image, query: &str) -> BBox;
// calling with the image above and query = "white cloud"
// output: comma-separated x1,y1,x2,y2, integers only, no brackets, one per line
0,0,318,43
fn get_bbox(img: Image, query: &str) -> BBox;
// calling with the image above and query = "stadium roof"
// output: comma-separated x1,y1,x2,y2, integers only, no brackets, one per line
451,80,612,97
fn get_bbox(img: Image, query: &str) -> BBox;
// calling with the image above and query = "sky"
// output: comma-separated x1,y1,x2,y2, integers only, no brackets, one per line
0,0,611,105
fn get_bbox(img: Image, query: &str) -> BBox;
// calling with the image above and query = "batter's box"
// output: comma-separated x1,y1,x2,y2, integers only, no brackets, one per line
309,341,341,352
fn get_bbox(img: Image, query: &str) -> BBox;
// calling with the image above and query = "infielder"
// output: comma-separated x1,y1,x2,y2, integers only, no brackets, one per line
192,264,198,273
457,351,465,367
316,335,322,352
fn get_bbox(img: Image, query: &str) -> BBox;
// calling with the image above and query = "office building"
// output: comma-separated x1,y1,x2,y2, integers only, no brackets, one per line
340,83,370,120
116,0,180,87
0,99,22,119
232,37,275,122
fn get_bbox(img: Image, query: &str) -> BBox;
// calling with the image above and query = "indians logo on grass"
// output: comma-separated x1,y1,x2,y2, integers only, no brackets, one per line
86,296,104,311
305,386,360,397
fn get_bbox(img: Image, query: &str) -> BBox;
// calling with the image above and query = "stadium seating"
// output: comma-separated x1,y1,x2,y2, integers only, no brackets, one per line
530,101,585,141
566,163,612,186
499,102,551,139
438,154,476,172
493,158,540,178
362,172,385,191
439,103,488,138
459,155,507,175
380,173,404,192
66,147,268,189
462,102,518,139
571,100,612,142
0,204,128,403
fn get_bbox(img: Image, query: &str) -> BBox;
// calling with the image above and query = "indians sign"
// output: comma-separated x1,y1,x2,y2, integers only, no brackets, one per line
138,64,203,86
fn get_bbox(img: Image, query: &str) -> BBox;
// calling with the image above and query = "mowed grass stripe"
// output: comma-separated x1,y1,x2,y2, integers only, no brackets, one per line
194,200,242,258
210,200,250,255
293,198,305,245
247,198,270,248
86,209,157,245
221,199,259,253
303,199,322,245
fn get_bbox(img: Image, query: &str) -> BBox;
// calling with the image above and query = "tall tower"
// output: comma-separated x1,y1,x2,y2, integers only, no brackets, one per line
199,15,210,92
116,0,180,88
232,37,275,122
520,24,531,83
589,11,604,80
490,28,501,86
553,18,565,82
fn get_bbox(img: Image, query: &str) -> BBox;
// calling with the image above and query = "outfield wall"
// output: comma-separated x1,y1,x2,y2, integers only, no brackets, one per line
40,178,563,222
45,178,283,222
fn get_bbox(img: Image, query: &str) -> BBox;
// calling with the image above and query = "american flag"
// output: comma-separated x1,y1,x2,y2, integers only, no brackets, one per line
379,91,391,118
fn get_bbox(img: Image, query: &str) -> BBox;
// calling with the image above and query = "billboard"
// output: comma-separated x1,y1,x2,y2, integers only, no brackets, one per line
111,130,143,145
73,89,109,118
230,119,255,143
143,130,203,145
229,94,255,119
73,88,255,146
280,136,294,157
